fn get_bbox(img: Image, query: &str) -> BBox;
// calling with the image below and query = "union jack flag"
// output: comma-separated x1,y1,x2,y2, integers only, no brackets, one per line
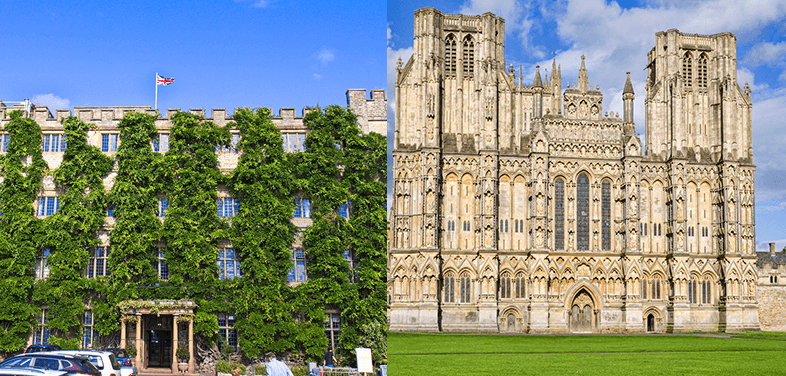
156,74,175,86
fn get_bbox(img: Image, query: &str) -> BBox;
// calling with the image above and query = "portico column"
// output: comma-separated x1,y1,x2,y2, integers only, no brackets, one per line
120,316,127,349
188,317,194,373
172,314,179,373
135,314,142,368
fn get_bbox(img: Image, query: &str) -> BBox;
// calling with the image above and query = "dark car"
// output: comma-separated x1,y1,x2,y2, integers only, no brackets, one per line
0,353,100,376
24,345,62,354
101,350,131,368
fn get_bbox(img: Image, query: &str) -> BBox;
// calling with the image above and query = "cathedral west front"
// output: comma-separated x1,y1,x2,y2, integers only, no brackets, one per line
389,8,760,333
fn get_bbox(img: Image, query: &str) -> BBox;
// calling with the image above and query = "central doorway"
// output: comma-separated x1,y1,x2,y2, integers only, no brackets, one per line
569,289,595,333
145,315,173,367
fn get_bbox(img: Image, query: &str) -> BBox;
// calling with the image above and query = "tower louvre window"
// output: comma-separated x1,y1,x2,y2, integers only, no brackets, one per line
462,35,474,75
445,35,457,76
682,53,693,87
698,54,708,88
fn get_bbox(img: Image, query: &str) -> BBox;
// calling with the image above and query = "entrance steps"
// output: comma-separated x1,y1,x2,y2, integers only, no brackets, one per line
137,367,198,376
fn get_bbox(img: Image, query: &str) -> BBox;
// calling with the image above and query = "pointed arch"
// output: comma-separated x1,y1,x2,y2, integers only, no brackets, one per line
445,33,457,76
577,171,590,251
683,52,693,87
462,34,474,76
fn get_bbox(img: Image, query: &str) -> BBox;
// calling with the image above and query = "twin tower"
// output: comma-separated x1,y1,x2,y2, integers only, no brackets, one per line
390,8,758,333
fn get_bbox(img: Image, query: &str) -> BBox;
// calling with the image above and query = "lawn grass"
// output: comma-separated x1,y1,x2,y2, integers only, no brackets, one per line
388,332,786,375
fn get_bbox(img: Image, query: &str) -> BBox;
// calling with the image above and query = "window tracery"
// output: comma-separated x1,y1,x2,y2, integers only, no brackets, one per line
445,34,457,76
462,35,474,76
555,178,565,250
577,173,590,251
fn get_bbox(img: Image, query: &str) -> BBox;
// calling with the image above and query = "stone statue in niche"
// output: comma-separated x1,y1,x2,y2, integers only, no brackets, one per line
536,194,544,216
536,230,544,247
486,228,493,247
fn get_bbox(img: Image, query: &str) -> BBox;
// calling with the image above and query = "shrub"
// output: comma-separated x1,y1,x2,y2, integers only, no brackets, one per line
254,365,265,375
216,360,231,374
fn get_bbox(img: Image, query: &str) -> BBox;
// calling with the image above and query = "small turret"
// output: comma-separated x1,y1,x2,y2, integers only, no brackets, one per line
578,55,589,92
623,71,635,123
533,65,543,118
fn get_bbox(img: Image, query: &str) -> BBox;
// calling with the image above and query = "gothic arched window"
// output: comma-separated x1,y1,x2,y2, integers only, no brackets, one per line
444,271,455,303
577,173,590,251
683,52,693,87
515,273,526,298
601,180,611,251
445,34,457,76
698,54,708,88
460,272,471,303
500,272,511,299
555,178,565,250
462,35,474,76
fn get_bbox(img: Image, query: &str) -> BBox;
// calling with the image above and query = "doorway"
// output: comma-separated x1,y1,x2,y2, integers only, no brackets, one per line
569,290,595,333
647,314,655,332
145,315,173,368
506,314,515,333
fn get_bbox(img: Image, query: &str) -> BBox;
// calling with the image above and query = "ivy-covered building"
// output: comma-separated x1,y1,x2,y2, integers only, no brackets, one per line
0,89,387,372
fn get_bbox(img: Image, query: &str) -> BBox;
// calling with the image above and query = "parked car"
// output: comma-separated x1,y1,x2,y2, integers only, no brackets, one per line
45,352,125,376
0,367,68,376
24,345,62,354
101,350,130,368
0,353,100,376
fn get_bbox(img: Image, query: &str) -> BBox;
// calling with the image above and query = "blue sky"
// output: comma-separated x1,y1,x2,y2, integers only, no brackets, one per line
0,0,385,117
388,0,786,251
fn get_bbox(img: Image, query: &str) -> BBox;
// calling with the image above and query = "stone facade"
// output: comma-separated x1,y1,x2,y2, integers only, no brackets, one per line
388,8,759,333
347,89,387,135
757,244,786,332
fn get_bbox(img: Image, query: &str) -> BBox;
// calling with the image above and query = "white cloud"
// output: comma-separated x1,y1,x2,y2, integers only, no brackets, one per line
459,0,542,57
31,94,70,111
317,48,335,64
312,73,323,80
745,41,786,67
757,238,786,252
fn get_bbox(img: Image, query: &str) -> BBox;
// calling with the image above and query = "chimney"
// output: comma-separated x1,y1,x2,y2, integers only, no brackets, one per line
770,242,775,255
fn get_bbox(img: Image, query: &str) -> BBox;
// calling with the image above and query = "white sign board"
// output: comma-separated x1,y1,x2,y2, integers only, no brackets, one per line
356,347,373,373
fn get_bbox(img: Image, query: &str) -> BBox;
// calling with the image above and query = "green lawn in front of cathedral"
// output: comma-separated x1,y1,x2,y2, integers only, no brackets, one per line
388,332,786,375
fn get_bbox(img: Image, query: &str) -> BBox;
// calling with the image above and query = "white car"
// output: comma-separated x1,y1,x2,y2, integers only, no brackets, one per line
0,368,68,376
44,352,128,376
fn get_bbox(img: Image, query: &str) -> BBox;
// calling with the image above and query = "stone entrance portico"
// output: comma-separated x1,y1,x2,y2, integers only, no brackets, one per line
119,300,196,374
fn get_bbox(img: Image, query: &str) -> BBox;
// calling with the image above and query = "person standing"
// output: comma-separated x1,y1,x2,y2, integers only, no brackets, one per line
265,353,293,376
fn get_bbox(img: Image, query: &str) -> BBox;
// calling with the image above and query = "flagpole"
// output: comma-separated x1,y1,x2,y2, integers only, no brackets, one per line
155,72,158,110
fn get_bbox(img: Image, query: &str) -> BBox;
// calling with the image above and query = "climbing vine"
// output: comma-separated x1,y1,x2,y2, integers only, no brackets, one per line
0,111,46,355
294,105,387,364
158,111,230,336
34,116,113,349
0,105,386,365
228,108,298,359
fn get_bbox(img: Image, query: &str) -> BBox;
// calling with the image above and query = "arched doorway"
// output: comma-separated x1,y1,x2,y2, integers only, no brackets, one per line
569,290,595,333
647,314,655,332
507,313,515,333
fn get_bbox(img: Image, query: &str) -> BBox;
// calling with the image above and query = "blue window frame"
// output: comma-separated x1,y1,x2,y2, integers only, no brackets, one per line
158,198,168,217
82,310,98,349
287,248,308,282
0,133,9,153
86,247,110,278
217,248,241,280
101,134,118,152
153,248,169,280
339,200,351,219
215,133,240,153
324,312,340,353
343,249,359,283
294,198,311,218
283,133,306,153
33,309,51,345
217,313,237,349
217,198,239,217
153,133,169,153
42,134,66,152
34,248,50,280
106,205,115,217
37,197,60,217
